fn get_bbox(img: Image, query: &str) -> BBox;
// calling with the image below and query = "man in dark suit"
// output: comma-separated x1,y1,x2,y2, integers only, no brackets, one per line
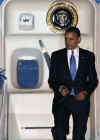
48,27,98,140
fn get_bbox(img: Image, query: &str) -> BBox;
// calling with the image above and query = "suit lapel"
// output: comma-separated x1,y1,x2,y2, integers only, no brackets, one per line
62,48,85,81
63,48,72,81
63,48,84,81
74,48,84,80
74,48,80,80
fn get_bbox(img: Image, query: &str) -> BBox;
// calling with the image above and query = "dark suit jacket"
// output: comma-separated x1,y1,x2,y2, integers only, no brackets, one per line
48,48,98,113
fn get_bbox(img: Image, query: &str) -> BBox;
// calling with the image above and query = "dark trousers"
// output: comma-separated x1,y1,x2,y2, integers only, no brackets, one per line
52,97,90,140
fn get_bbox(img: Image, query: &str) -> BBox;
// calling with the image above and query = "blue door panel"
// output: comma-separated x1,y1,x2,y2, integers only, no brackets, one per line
17,60,39,88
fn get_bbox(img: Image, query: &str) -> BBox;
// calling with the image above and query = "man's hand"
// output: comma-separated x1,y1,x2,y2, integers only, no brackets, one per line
59,85,69,96
75,91,87,101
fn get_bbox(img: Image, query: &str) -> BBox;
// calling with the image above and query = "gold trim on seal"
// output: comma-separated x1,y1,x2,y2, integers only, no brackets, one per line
46,2,78,33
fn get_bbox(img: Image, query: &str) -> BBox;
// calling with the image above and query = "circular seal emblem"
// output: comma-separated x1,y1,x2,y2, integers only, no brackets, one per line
46,2,78,33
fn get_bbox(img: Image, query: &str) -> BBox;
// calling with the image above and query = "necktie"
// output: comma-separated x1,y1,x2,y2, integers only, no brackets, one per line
70,51,76,95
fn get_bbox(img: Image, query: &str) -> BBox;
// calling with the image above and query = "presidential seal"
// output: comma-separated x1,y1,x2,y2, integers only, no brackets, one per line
46,1,78,33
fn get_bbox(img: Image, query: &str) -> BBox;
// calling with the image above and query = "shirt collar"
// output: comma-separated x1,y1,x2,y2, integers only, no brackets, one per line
67,47,79,56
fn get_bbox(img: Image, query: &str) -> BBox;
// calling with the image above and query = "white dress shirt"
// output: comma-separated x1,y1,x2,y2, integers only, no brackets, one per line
67,47,79,70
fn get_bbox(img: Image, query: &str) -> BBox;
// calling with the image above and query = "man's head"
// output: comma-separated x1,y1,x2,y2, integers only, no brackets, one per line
65,26,81,50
